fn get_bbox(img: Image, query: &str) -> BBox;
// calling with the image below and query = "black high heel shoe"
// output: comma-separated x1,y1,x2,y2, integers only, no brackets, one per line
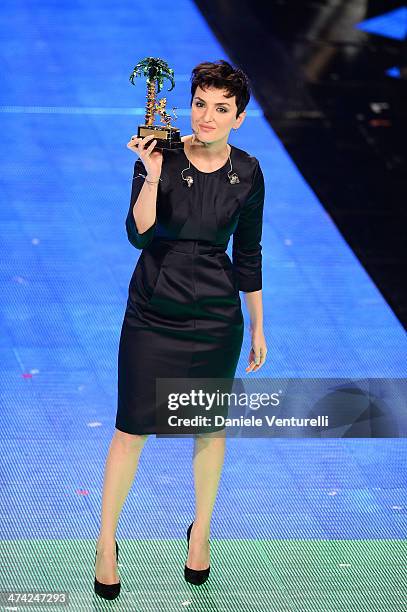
184,521,210,585
94,540,121,600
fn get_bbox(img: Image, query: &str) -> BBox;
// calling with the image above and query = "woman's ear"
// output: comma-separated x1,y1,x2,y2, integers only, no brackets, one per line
234,110,247,129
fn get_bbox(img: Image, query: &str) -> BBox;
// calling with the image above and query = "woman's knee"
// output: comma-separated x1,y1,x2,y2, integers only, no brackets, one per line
114,428,149,449
194,428,226,441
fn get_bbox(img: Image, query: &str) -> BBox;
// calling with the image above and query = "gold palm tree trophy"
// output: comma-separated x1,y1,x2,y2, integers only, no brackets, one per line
129,56,183,150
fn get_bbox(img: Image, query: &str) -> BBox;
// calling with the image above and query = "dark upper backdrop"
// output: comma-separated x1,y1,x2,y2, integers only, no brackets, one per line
194,0,407,329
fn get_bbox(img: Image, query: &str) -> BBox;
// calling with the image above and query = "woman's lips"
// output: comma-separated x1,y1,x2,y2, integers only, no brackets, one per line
199,125,216,131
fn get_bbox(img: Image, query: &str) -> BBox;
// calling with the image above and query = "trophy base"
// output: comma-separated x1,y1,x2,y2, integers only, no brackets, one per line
138,125,184,150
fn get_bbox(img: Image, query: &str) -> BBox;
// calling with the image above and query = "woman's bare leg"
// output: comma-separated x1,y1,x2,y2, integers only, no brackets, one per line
187,429,226,570
95,428,149,584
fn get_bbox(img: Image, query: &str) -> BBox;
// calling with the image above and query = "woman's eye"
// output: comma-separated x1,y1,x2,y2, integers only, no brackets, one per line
195,102,227,113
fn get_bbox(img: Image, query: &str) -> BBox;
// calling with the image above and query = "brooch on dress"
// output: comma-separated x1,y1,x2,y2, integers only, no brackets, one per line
181,148,239,187
228,171,240,184
183,174,194,188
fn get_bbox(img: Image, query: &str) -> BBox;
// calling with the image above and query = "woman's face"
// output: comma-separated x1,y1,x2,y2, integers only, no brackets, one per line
190,85,246,145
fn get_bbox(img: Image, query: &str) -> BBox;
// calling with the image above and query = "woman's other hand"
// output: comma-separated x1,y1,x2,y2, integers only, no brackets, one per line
246,328,267,372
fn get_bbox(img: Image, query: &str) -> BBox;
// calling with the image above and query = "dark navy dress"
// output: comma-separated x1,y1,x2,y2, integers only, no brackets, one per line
115,144,265,435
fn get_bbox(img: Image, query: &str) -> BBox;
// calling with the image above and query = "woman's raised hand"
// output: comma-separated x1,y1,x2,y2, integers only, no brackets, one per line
127,134,163,179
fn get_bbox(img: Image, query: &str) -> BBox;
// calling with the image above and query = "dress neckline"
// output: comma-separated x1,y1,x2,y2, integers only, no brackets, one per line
182,142,233,174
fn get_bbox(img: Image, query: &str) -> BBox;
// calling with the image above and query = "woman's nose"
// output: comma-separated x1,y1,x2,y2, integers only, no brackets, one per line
202,109,214,122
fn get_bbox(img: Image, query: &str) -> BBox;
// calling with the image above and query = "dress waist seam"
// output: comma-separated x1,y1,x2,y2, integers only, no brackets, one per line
146,238,227,255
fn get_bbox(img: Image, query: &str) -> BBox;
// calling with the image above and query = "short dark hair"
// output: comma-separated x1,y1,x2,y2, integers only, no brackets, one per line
190,60,251,118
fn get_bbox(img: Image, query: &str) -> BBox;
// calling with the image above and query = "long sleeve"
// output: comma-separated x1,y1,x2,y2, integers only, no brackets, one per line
232,160,265,292
125,159,157,249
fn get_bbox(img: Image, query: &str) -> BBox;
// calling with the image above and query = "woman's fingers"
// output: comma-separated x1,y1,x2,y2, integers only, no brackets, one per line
245,346,267,372
126,134,163,175
139,135,155,150
127,134,156,151
145,138,157,154
127,135,139,150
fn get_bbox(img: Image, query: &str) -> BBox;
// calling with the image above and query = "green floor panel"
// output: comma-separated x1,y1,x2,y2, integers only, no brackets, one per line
0,539,405,611
289,591,405,612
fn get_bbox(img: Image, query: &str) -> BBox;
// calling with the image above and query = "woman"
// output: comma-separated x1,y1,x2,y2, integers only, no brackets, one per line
94,60,267,599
